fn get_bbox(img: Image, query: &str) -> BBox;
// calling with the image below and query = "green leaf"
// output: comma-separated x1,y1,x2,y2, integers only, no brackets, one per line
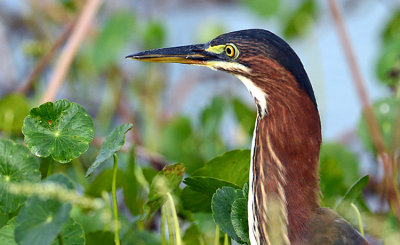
51,218,85,245
336,175,369,211
0,211,8,228
142,167,157,184
358,97,398,153
0,218,17,245
376,39,400,85
212,187,245,243
86,231,114,245
0,139,41,213
319,143,360,208
382,9,400,44
181,187,212,213
85,123,133,177
181,177,240,213
241,0,280,17
283,0,317,39
232,98,255,136
242,183,249,200
92,12,135,70
231,198,249,243
145,163,185,218
0,93,30,133
85,169,124,197
193,150,250,187
15,174,74,245
161,116,203,174
335,175,370,226
22,99,94,163
184,177,240,195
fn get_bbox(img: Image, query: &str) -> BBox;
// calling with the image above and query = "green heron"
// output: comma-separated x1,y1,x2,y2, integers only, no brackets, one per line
127,29,369,245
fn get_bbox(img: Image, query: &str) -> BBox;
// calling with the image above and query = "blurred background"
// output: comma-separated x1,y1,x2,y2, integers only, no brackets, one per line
1,0,400,244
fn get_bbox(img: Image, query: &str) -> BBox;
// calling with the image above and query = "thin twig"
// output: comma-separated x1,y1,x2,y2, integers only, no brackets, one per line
328,0,399,217
112,154,121,245
40,0,102,103
327,0,388,164
18,21,76,95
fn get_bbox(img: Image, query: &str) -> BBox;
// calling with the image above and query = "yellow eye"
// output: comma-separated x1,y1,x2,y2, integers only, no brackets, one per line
225,44,236,58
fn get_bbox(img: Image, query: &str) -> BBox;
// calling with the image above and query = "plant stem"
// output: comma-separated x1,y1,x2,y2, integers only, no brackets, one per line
72,158,87,188
165,203,174,245
214,226,219,245
58,233,64,245
47,158,54,177
161,205,167,245
350,202,364,237
223,233,229,245
112,154,120,245
166,192,181,245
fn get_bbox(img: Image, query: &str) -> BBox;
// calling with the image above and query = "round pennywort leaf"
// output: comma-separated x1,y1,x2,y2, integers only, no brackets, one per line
212,187,245,243
15,174,74,245
0,218,17,245
22,99,94,163
51,218,85,245
231,198,249,243
0,139,41,213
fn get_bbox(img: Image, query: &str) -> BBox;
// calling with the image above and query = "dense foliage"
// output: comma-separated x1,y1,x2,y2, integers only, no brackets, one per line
0,0,399,244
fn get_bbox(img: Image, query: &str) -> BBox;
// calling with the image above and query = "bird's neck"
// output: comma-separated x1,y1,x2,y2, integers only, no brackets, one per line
245,73,321,244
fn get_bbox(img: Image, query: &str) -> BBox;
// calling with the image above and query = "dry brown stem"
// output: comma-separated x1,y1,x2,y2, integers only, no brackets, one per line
18,21,76,95
328,0,400,218
40,0,102,103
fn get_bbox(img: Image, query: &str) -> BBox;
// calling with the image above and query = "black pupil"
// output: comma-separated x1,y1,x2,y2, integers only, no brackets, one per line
226,47,233,56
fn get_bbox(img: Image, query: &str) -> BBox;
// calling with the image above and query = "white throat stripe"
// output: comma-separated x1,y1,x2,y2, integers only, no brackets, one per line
235,75,268,116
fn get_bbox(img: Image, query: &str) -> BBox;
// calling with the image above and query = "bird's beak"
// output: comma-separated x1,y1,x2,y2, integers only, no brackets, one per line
125,44,216,65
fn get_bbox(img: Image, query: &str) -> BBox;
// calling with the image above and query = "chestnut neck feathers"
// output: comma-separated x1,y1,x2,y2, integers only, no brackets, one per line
241,50,321,244
209,29,323,244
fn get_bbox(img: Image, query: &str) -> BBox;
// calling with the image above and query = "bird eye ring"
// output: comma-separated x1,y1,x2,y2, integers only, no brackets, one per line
225,44,238,59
